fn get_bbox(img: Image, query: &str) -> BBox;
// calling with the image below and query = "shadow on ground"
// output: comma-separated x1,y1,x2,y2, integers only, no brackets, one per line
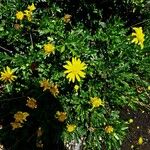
0,89,65,150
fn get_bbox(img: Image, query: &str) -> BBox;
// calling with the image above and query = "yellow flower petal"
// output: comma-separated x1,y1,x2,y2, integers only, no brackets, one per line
78,71,85,78
63,65,72,70
27,3,36,12
131,33,136,36
140,43,144,49
66,61,72,67
75,74,81,82
131,38,138,44
64,70,71,74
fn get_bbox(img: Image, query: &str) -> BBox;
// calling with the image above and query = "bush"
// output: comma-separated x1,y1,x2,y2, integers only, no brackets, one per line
0,0,149,150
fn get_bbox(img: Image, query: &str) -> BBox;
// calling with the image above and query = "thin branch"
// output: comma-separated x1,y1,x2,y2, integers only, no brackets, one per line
0,93,44,102
133,100,150,110
0,96,26,102
130,19,150,27
27,132,36,142
0,45,12,53
30,32,34,49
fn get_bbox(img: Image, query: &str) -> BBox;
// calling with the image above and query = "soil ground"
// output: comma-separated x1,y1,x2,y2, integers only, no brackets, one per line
121,107,150,150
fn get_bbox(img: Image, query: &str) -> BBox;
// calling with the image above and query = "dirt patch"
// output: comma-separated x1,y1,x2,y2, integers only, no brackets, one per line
121,107,150,150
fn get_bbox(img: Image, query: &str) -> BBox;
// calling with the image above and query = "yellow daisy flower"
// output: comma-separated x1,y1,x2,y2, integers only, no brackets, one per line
24,10,32,21
40,79,59,96
43,43,55,55
131,27,145,49
66,124,76,132
40,79,50,91
14,111,29,123
55,111,67,122
105,125,114,133
63,57,87,83
90,97,104,108
49,82,59,97
64,14,72,23
16,11,24,20
0,66,17,83
27,3,36,12
26,97,37,109
10,122,23,130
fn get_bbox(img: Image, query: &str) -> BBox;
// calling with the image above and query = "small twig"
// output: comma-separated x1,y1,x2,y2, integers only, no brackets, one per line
8,137,25,150
145,92,150,99
130,19,150,27
36,93,44,99
27,132,36,142
0,92,45,102
30,32,34,49
133,100,150,110
0,96,26,102
0,45,12,53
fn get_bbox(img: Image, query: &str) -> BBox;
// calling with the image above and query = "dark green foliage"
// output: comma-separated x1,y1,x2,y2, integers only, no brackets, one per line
0,0,149,150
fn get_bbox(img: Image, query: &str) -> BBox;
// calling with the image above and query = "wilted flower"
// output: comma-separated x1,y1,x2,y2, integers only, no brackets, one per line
10,122,23,130
40,79,50,91
26,97,37,109
14,111,29,123
14,24,21,30
55,111,67,122
37,127,43,137
64,14,72,23
49,82,59,97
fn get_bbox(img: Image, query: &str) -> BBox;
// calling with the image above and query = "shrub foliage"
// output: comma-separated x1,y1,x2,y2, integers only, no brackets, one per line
0,0,149,150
